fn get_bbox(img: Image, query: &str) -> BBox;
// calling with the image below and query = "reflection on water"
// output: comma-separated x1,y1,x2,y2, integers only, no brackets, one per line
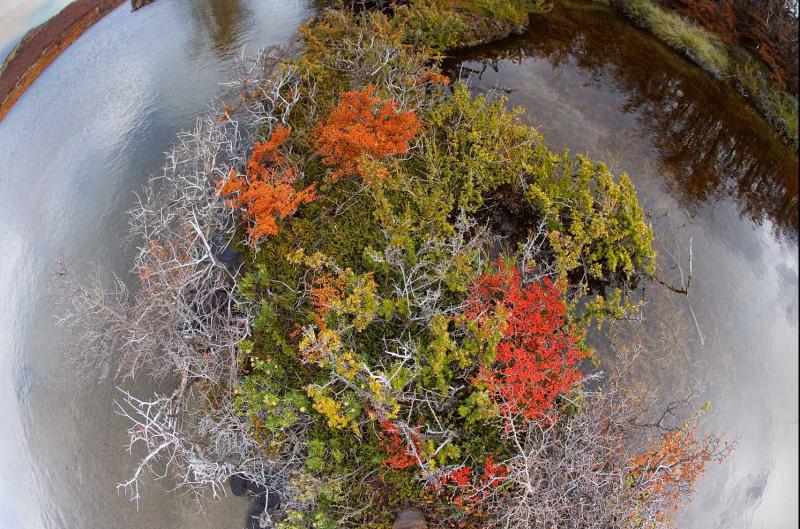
446,2,798,528
446,2,798,240
0,1,311,528
188,0,249,59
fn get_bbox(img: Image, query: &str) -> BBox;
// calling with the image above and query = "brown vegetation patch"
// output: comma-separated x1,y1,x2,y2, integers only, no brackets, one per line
0,0,126,122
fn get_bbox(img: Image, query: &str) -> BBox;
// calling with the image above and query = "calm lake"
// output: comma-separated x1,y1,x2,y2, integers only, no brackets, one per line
0,1,796,528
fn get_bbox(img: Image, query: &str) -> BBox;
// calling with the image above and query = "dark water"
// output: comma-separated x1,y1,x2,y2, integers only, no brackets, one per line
0,2,312,528
446,2,798,528
0,1,797,528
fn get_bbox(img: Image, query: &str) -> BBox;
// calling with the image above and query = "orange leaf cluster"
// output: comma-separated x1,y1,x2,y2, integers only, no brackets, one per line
629,422,731,509
417,71,451,86
308,273,345,331
218,125,316,244
315,85,421,180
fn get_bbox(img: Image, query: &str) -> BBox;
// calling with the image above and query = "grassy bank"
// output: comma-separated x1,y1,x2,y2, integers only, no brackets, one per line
596,0,798,147
376,0,544,51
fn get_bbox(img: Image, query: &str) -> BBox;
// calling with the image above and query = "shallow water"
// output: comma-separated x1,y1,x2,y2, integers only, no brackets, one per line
446,2,798,528
1,1,797,528
0,2,311,528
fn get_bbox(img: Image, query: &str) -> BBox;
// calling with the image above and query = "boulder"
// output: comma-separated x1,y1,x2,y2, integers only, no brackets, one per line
393,508,427,529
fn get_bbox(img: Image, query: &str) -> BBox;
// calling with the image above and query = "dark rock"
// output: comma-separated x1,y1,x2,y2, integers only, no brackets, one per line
131,0,155,11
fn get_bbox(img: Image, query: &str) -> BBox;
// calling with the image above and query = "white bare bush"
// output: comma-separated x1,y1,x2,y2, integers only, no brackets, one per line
481,367,728,529
58,48,313,526
310,10,448,114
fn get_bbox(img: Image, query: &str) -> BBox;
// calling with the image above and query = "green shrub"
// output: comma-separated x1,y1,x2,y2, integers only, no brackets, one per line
394,0,468,52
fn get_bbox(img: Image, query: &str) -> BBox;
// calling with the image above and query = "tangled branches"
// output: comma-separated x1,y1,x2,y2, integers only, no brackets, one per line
482,368,732,529
58,48,317,525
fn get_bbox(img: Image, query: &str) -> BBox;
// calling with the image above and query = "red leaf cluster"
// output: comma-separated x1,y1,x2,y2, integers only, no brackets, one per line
217,125,316,244
379,420,419,470
465,263,585,421
437,456,509,511
315,85,421,180
481,455,509,488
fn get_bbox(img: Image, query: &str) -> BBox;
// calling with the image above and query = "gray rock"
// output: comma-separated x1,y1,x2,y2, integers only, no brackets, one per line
393,508,427,529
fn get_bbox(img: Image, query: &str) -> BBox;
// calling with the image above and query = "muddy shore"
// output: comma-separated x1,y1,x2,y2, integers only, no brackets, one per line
0,0,130,123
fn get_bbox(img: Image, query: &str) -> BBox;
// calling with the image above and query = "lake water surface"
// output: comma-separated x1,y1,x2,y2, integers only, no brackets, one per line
0,1,796,528
0,2,312,528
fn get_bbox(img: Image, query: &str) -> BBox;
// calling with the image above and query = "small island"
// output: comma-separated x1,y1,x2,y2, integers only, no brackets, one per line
55,1,797,528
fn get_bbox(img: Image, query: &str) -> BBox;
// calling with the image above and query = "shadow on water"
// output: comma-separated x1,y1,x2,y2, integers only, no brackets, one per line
229,476,281,529
444,0,798,240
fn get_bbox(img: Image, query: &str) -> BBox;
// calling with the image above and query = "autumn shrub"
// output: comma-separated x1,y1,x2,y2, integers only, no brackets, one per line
218,125,317,244
315,85,422,180
466,264,586,421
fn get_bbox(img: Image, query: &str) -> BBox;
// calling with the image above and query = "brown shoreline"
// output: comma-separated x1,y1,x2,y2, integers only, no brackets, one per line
0,0,129,123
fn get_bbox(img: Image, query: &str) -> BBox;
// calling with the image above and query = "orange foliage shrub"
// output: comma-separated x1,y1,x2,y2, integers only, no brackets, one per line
308,273,345,330
315,85,421,180
629,419,733,508
417,71,451,86
218,125,316,244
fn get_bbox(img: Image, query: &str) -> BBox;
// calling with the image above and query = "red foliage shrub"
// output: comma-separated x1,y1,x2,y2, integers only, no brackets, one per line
436,456,510,511
315,85,422,180
379,420,419,470
481,455,509,488
218,125,317,244
465,263,586,421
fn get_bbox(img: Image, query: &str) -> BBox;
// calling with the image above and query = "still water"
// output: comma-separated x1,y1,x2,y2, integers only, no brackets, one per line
0,1,796,528
0,2,312,528
446,2,798,528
